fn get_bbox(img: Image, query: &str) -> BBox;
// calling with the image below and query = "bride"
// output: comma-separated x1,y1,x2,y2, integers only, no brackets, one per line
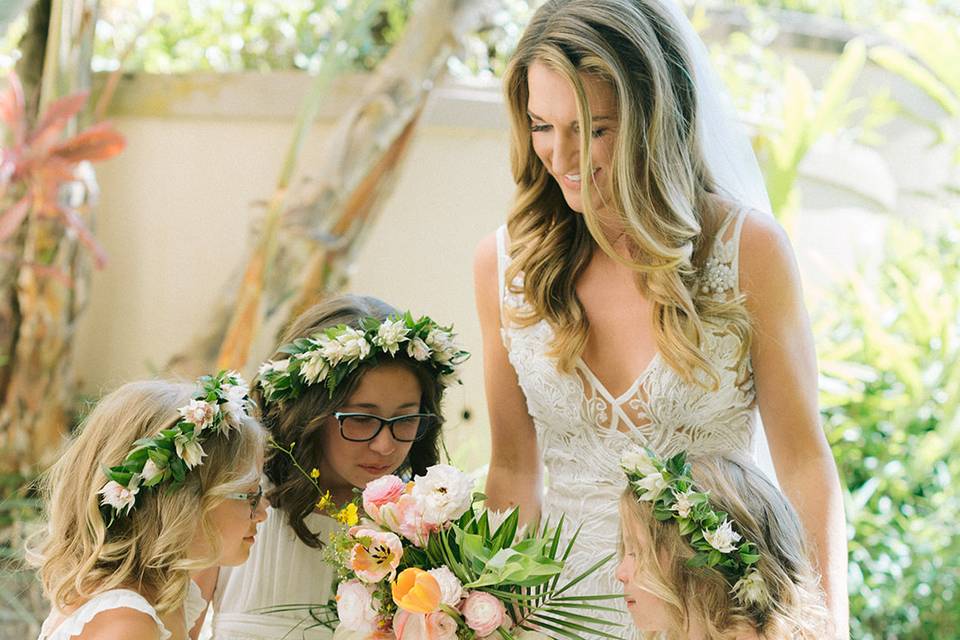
473,0,848,636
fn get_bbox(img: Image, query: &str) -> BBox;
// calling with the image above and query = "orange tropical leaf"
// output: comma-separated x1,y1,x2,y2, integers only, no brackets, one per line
28,91,90,152
0,195,30,242
0,73,26,146
50,122,126,164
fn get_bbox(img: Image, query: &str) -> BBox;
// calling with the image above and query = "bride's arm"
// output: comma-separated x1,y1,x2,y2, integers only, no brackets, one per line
738,211,849,638
473,232,543,526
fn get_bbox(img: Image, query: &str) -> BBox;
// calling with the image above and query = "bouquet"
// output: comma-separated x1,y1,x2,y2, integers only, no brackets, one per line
325,464,620,640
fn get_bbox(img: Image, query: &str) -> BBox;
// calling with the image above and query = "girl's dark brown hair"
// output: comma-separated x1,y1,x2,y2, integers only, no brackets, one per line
254,294,445,547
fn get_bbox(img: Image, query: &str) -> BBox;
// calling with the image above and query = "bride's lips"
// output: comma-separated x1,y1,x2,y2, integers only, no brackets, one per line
559,168,600,191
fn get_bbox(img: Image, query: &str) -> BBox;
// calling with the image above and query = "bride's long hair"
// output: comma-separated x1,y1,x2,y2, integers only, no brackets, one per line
503,0,751,387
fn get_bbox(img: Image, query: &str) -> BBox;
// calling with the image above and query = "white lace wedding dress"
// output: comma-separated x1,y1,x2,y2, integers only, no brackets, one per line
495,209,774,639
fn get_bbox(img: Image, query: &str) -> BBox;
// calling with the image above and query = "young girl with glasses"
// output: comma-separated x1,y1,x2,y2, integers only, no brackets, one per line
202,294,465,639
28,374,267,640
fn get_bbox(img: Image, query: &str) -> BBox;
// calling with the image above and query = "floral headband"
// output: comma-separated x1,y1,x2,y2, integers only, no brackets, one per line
98,370,253,525
620,447,768,607
257,312,469,402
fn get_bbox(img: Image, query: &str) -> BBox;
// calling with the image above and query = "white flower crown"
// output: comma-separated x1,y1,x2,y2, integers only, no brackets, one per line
98,370,253,525
621,447,769,608
257,312,469,403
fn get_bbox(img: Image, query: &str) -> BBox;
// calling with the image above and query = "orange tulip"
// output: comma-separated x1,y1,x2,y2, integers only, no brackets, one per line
392,568,441,614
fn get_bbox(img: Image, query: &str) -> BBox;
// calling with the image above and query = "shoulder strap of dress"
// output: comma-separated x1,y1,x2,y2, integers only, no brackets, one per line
40,589,169,640
710,205,749,295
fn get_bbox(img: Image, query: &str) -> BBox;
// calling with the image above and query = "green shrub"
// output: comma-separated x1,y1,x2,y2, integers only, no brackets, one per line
817,219,960,639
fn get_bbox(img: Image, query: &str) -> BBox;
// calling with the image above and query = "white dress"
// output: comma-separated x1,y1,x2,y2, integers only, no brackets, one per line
212,506,338,639
496,209,773,639
38,581,206,640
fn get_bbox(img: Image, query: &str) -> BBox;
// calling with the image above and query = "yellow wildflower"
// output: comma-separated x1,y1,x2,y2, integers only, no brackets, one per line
336,503,359,526
310,468,320,479
316,490,333,511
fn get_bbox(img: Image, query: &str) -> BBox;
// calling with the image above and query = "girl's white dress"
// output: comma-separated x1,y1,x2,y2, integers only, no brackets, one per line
37,581,206,640
496,208,775,639
212,506,338,639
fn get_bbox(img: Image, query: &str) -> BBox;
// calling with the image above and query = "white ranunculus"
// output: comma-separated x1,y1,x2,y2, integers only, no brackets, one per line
427,566,464,606
335,580,378,633
178,399,217,429
375,319,409,355
411,464,473,525
425,329,456,365
620,447,657,476
175,433,207,469
141,459,164,483
632,471,668,501
298,350,330,385
732,567,769,606
406,337,431,362
338,327,371,361
671,489,694,518
98,479,140,515
703,519,742,554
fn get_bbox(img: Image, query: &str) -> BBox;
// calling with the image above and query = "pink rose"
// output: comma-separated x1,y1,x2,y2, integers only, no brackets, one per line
380,494,436,547
461,592,506,637
363,475,406,524
393,611,458,640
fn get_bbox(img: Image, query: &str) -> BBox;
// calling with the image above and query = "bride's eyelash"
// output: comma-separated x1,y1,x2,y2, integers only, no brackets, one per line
529,123,550,133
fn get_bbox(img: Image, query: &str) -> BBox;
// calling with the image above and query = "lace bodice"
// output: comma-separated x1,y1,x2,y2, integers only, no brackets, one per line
496,209,770,638
38,581,205,640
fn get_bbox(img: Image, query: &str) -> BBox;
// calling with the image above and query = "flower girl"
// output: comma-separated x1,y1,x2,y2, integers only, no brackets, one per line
29,372,267,640
206,294,467,639
616,449,832,639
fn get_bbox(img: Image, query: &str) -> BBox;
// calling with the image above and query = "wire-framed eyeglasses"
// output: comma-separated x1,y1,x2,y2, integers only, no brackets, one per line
225,485,264,519
333,412,439,443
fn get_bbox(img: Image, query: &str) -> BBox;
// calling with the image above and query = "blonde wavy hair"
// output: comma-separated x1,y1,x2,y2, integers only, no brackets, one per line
26,380,265,614
503,0,751,386
618,455,831,639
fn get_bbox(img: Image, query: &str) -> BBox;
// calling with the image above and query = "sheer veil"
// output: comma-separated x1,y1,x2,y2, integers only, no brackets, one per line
657,0,780,485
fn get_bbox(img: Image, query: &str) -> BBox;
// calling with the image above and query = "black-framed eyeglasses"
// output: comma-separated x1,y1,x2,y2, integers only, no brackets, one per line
225,485,263,519
333,412,439,443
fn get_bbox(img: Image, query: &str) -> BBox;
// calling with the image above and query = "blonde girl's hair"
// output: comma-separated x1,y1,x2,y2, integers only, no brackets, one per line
26,380,265,614
256,293,445,548
618,455,832,639
503,0,751,387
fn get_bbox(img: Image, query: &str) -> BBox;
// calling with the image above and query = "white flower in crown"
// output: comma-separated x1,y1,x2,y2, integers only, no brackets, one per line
99,478,140,515
174,431,207,469
426,328,456,364
437,370,461,388
259,358,290,377
671,489,695,518
411,464,474,525
298,349,330,385
407,337,431,362
621,447,658,477
141,459,164,483
632,471,668,501
374,319,409,355
318,334,346,366
179,398,217,429
219,376,250,431
704,519,742,554
732,567,769,606
337,327,371,361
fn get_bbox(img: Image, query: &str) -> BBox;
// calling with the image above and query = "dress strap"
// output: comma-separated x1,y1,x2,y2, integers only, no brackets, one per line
39,589,170,640
702,206,749,298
